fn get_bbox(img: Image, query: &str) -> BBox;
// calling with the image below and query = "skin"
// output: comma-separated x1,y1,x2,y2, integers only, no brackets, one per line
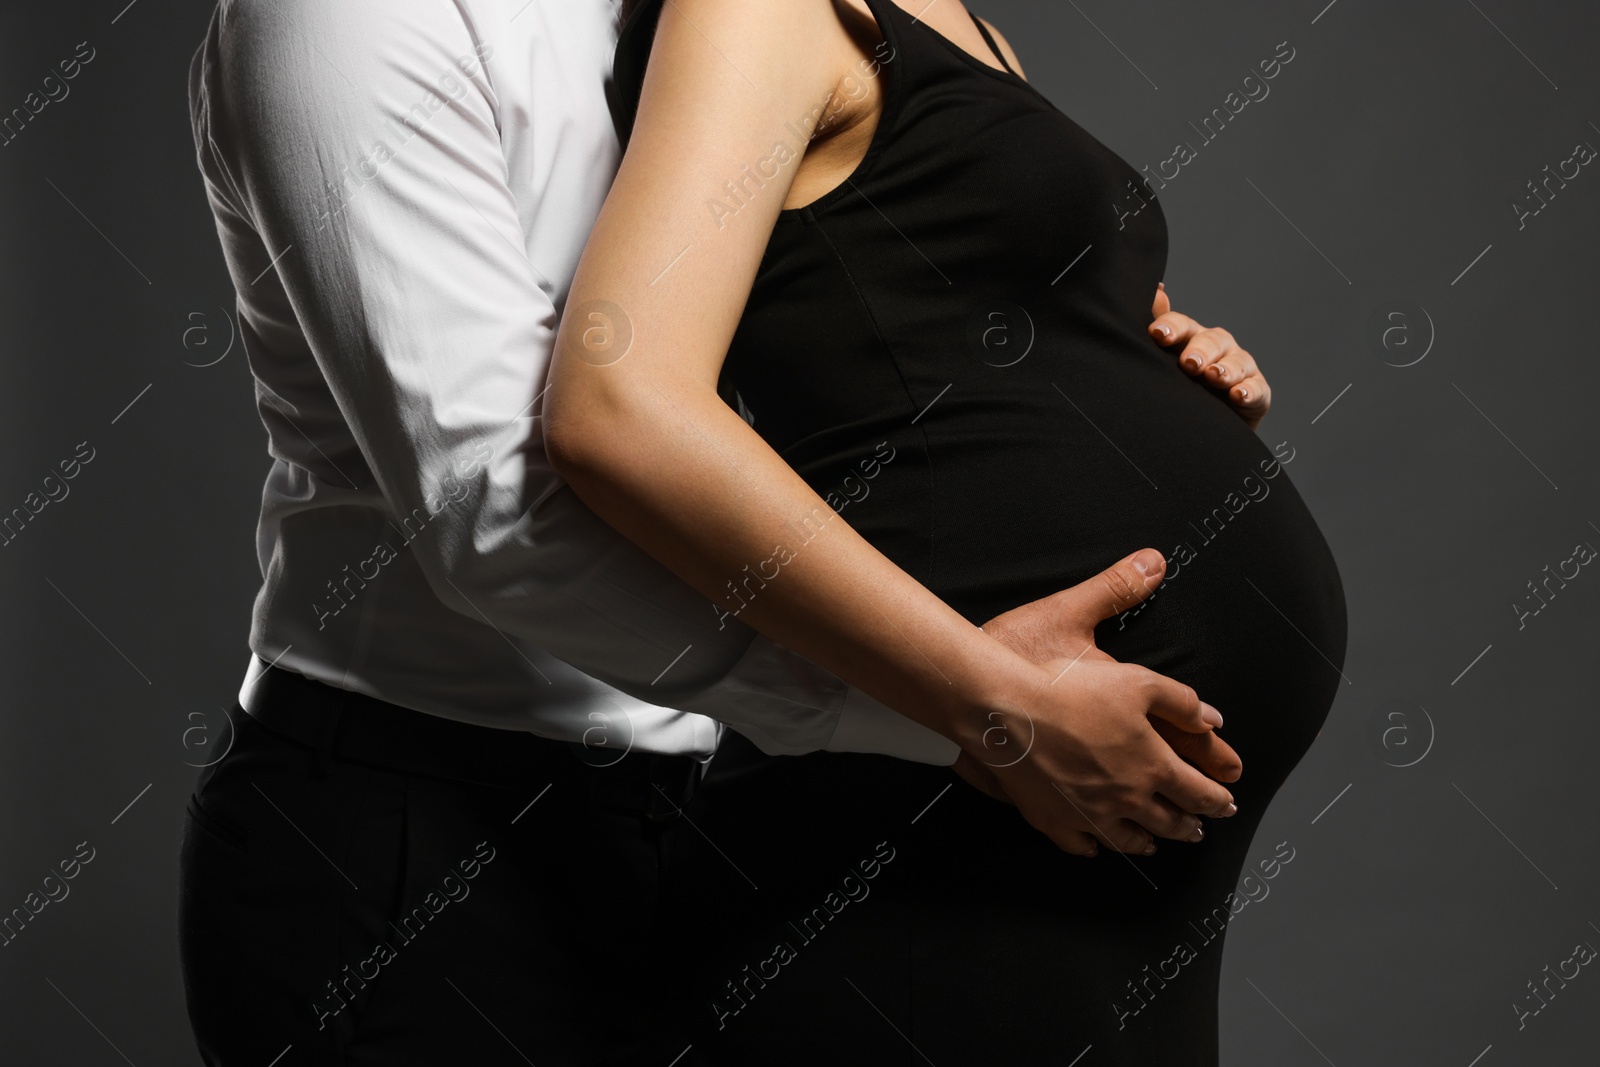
546,0,1258,857
1151,283,1273,430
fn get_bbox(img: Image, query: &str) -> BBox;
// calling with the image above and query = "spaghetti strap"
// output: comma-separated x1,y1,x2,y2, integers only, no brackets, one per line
968,12,1017,75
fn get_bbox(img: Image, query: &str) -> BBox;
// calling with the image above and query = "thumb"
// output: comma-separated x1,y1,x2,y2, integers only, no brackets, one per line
1074,548,1167,626
981,548,1167,664
1144,671,1227,734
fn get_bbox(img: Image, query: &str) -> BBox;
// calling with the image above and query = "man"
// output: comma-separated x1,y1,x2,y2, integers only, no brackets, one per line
180,1,1243,1063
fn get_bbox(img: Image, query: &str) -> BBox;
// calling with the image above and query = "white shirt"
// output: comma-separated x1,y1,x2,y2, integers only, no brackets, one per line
187,0,957,764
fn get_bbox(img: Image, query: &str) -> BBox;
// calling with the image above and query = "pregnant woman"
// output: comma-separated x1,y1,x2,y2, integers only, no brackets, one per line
546,0,1347,1062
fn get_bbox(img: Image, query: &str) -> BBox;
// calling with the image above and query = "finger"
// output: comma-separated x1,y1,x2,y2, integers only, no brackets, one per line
1024,809,1101,857
1074,548,1167,625
1127,796,1206,843
1175,328,1237,375
1153,753,1238,819
1044,781,1155,855
1091,819,1158,856
1053,786,1159,855
1149,310,1202,349
1138,671,1240,816
1151,283,1171,319
1152,716,1244,784
1060,827,1101,858
1202,348,1259,389
1228,374,1271,417
980,548,1168,663
1140,670,1225,734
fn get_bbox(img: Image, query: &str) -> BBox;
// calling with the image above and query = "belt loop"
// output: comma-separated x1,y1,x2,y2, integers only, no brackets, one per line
307,698,345,781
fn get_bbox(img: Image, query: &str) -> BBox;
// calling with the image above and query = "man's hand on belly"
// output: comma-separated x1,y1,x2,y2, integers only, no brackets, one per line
1148,282,1273,430
953,548,1243,857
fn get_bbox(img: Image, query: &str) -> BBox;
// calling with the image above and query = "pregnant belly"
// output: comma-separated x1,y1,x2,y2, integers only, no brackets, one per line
791,353,1349,799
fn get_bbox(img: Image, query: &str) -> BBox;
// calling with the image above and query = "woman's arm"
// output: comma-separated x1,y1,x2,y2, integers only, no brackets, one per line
545,0,1235,854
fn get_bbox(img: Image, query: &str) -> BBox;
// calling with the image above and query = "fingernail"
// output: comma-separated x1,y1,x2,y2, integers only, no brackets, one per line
1182,355,1200,371
1237,387,1250,401
1153,324,1172,341
1191,823,1205,841
1158,281,1165,290
1201,703,1224,728
1142,841,1157,855
1216,801,1237,817
1132,549,1162,576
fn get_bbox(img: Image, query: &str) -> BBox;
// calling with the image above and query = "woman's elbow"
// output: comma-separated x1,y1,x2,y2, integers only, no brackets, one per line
542,391,603,484
542,372,640,489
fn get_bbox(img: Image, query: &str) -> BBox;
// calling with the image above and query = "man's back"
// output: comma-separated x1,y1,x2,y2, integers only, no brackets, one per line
188,0,725,753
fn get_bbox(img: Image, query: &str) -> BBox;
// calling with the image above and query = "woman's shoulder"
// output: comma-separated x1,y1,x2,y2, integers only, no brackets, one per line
611,0,878,150
972,13,1028,79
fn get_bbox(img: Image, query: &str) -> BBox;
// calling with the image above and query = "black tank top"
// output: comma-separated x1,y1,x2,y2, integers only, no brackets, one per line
612,0,1346,733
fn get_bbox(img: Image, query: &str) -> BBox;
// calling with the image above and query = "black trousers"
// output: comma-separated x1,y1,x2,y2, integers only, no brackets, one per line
182,681,1273,1066
178,677,704,1067
650,730,1273,1067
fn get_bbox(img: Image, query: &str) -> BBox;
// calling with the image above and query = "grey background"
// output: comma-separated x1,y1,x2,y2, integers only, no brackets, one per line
2,0,1597,1063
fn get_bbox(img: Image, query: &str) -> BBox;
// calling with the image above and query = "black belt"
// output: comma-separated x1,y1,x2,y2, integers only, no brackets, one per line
239,660,705,822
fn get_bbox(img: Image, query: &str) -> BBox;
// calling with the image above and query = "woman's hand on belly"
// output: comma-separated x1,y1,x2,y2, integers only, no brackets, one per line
979,547,1242,788
1148,283,1272,429
973,649,1240,858
959,548,1242,857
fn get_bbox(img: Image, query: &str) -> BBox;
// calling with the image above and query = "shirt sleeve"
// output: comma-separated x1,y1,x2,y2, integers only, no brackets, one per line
190,0,957,764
